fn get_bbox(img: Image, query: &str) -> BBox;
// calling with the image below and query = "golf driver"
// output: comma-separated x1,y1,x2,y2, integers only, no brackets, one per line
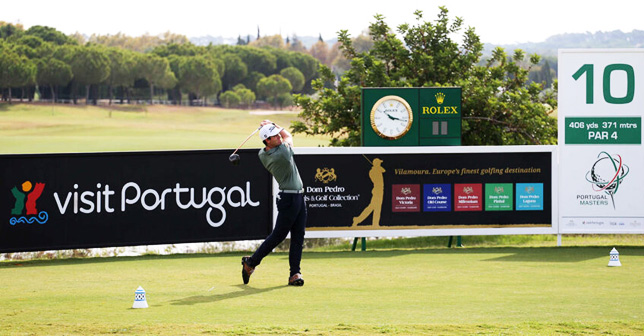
229,126,261,165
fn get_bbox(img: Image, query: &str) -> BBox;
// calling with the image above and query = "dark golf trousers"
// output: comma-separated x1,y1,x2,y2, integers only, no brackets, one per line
249,192,307,276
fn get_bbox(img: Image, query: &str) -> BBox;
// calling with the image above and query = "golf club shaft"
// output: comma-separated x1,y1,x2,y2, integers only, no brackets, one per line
231,127,260,155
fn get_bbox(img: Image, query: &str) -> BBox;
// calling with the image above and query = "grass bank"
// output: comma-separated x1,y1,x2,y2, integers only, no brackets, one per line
0,102,329,153
1,247,643,335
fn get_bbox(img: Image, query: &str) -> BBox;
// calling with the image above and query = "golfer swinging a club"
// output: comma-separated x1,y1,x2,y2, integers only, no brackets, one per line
241,120,307,286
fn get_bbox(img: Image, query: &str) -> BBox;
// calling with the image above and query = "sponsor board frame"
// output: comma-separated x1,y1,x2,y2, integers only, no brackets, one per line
288,146,558,238
558,49,644,234
2,149,272,253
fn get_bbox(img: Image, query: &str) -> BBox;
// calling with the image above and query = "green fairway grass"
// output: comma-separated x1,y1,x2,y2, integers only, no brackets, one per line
1,247,643,335
0,103,329,154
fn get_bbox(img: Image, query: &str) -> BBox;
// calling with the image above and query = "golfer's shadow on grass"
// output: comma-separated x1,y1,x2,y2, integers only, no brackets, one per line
169,285,283,306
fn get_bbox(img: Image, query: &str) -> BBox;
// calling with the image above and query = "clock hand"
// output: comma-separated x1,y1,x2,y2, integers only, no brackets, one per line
384,112,408,122
385,112,401,121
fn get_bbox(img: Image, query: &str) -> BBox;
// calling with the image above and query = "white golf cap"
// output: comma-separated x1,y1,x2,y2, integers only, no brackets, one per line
259,124,282,141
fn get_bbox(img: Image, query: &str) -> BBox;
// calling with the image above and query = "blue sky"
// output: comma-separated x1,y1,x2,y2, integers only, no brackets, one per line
1,0,642,45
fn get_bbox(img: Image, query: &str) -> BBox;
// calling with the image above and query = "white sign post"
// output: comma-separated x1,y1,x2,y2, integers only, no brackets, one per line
559,49,644,233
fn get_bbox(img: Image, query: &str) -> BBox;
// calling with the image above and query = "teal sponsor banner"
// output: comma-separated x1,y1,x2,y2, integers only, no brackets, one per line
516,183,544,211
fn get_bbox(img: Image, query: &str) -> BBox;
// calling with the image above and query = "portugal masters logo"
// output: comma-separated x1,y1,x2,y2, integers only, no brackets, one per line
585,151,629,209
10,181,49,225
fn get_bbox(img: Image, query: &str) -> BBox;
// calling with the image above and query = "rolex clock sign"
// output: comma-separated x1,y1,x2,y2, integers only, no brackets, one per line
362,88,419,146
370,95,414,140
362,88,462,146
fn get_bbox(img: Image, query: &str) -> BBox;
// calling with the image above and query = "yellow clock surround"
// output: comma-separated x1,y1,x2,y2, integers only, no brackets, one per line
370,95,414,140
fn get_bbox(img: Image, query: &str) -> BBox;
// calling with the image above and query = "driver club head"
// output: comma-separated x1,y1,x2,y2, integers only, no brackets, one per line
229,153,240,165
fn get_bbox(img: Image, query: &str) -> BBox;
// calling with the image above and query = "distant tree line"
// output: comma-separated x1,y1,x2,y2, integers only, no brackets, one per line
1,7,567,149
0,22,338,108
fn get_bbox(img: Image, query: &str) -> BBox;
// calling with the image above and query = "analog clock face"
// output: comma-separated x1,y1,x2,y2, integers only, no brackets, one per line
370,95,413,140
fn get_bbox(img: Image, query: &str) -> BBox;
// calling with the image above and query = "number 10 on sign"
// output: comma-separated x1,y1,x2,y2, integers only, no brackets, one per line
572,63,635,104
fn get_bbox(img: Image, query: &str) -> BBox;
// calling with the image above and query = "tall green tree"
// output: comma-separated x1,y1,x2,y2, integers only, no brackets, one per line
221,53,247,92
233,46,276,76
269,47,293,71
69,45,110,104
166,55,184,104
234,86,256,108
242,71,265,93
25,25,76,45
104,48,136,104
0,51,36,103
289,52,319,93
294,8,557,146
257,74,292,108
0,22,23,40
52,44,76,62
177,55,221,105
219,90,241,108
14,35,44,51
279,66,305,92
36,57,73,102
139,54,176,103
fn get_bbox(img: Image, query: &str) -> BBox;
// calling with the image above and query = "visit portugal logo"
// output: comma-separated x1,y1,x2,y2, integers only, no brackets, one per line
10,181,49,225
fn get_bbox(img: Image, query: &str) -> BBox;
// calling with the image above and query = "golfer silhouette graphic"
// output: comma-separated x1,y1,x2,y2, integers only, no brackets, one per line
352,157,385,227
